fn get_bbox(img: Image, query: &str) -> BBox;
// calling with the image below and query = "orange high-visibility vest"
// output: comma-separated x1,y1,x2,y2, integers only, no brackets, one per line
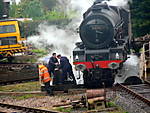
39,65,51,83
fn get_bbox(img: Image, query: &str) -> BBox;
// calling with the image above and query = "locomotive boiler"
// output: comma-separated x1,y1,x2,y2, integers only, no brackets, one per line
73,1,131,87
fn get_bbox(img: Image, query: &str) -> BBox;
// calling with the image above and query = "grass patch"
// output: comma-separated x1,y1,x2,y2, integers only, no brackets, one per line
56,107,72,113
107,102,116,107
12,94,43,100
0,81,40,92
107,101,128,113
31,49,48,57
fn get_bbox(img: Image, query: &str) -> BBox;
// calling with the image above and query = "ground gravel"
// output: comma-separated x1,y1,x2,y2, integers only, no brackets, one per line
0,93,85,112
0,106,23,113
114,90,150,113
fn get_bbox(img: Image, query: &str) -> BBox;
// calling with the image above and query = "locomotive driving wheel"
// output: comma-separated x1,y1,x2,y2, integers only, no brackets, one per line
83,69,114,88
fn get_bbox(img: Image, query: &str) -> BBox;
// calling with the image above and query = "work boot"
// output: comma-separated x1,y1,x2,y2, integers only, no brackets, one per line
72,80,77,85
41,86,46,91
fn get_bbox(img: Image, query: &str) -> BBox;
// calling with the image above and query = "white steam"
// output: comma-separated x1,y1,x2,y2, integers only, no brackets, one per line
27,0,93,59
28,24,77,56
27,0,131,61
102,0,132,8
71,0,93,15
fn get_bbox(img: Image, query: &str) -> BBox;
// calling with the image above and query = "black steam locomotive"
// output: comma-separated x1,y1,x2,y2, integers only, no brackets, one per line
73,1,131,87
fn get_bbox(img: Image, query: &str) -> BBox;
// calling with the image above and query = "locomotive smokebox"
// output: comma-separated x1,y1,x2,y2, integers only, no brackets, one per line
73,0,131,88
79,2,121,49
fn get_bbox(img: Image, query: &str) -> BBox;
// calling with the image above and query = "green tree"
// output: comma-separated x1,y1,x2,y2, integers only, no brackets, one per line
41,0,58,11
131,0,150,37
8,0,73,36
0,0,3,19
19,0,44,19
44,10,67,21
9,3,19,17
9,0,73,20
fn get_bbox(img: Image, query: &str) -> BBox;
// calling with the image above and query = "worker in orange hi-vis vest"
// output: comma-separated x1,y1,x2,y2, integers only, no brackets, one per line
38,64,53,96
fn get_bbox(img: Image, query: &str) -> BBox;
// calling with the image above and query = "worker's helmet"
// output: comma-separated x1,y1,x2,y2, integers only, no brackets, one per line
38,60,44,68
38,64,44,69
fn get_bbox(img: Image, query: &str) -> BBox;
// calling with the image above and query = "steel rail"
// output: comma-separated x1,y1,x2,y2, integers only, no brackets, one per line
0,78,38,86
116,83,150,106
0,103,61,113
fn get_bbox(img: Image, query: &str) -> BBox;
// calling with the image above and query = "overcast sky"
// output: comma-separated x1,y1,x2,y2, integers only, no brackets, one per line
15,0,20,4
10,0,20,4
16,0,20,3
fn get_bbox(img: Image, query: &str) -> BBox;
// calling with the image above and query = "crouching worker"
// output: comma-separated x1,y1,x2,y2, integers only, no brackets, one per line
38,64,53,96
57,54,76,85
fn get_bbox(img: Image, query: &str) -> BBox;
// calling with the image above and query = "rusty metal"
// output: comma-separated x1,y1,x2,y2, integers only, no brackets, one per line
88,97,105,103
84,89,107,109
86,89,105,99
145,80,150,85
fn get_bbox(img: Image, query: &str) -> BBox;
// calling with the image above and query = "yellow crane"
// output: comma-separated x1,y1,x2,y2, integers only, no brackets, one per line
0,19,27,62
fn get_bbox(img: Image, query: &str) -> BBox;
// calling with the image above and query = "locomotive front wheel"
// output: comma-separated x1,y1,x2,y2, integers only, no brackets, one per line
83,70,114,88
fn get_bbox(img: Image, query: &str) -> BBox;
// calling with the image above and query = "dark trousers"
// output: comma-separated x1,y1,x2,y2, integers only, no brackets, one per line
53,69,62,85
48,69,55,75
61,68,76,84
44,81,53,95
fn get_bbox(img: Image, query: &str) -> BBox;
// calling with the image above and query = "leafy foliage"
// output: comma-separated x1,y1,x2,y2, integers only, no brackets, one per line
56,107,72,112
19,19,70,37
0,0,3,18
9,0,71,21
44,10,68,21
31,49,48,58
107,102,116,107
41,0,58,11
9,0,73,36
19,20,42,37
131,0,150,37
10,0,44,19
7,0,150,38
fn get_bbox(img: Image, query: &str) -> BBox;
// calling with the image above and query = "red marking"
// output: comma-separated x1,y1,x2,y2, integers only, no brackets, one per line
73,60,123,69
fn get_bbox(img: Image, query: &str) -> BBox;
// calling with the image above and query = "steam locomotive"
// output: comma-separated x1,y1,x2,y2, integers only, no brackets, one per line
73,1,131,87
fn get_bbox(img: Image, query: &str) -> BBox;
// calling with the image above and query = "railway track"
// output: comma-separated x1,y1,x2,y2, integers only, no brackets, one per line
0,63,39,85
0,102,60,113
115,82,150,113
0,88,109,112
117,83,150,105
0,78,38,86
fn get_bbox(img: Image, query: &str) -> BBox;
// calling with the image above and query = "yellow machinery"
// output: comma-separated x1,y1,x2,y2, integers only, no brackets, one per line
140,42,150,81
0,20,27,61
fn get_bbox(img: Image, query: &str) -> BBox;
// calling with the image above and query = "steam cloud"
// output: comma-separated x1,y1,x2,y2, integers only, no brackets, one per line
102,0,132,8
27,0,92,59
27,0,131,61
28,24,77,56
